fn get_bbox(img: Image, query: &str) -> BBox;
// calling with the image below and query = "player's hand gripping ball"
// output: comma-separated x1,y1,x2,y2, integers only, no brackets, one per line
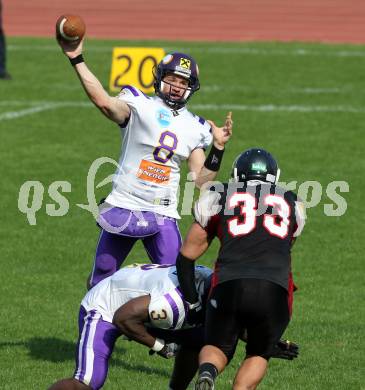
56,14,86,43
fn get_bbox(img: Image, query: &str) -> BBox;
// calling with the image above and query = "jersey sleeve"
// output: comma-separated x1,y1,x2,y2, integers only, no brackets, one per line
116,85,148,127
193,190,221,229
148,289,187,330
195,121,213,150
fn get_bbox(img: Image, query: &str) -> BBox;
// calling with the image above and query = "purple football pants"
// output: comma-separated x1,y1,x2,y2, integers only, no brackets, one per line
89,207,182,287
73,306,120,389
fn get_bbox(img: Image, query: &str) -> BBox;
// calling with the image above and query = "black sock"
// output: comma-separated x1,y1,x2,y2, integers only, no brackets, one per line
199,363,218,380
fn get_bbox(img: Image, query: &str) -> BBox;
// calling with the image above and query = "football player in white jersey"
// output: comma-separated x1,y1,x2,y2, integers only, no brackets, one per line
57,37,233,288
47,263,212,390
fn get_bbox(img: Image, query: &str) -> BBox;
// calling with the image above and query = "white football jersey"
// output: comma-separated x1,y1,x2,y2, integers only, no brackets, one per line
105,86,212,219
81,263,212,329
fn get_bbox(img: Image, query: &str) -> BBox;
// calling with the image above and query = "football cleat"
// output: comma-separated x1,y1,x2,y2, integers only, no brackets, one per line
195,371,215,390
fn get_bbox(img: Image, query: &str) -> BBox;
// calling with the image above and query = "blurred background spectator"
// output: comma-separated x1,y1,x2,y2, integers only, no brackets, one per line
0,0,11,79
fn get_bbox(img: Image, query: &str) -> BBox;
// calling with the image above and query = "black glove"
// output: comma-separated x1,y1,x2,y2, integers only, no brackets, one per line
149,342,179,359
186,301,204,326
271,339,299,360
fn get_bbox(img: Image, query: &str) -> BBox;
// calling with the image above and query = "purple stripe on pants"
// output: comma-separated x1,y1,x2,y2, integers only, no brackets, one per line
74,306,121,390
164,293,179,328
79,310,96,382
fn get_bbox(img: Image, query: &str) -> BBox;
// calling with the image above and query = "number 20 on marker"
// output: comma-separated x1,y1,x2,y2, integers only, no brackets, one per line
109,47,165,94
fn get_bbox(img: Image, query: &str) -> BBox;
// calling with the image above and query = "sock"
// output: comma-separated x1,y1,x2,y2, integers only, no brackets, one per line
199,363,218,380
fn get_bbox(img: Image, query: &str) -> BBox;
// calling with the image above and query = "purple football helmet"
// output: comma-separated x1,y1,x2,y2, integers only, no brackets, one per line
154,52,200,109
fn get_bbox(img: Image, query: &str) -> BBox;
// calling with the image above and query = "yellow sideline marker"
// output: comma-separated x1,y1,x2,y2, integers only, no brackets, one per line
109,47,165,93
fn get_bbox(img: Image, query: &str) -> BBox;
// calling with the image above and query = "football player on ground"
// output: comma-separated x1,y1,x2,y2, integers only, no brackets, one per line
176,148,306,390
47,263,299,390
56,36,233,288
47,263,212,390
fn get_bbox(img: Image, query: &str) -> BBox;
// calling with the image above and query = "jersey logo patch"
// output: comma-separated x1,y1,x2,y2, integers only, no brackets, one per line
252,162,267,172
137,159,171,184
156,108,172,127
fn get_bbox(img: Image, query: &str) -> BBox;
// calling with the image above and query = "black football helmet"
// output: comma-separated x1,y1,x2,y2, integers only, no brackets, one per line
231,148,280,184
153,52,200,110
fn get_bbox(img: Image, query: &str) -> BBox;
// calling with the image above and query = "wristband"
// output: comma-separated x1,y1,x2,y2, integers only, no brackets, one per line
151,338,165,352
204,144,224,172
69,54,84,66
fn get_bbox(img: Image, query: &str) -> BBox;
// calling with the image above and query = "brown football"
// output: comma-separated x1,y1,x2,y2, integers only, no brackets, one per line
56,14,86,42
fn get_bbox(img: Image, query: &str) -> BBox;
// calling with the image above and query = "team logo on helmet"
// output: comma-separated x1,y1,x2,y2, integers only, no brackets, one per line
179,58,191,69
252,162,267,172
175,58,192,77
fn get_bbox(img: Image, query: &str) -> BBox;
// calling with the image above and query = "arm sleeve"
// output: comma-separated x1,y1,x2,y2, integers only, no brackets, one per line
195,122,213,150
116,85,143,106
116,85,145,127
176,253,199,305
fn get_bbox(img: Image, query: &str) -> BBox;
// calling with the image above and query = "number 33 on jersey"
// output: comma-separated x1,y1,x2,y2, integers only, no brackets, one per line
193,182,306,289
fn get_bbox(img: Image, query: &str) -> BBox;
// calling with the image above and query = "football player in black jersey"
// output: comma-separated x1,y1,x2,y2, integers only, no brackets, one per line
176,148,306,390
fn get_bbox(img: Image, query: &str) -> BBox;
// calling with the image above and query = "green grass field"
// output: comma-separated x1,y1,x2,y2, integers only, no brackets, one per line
1,37,364,389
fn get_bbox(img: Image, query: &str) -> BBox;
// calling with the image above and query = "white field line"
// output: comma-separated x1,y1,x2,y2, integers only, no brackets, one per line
192,104,365,113
42,84,351,94
1,101,365,122
0,104,59,121
0,102,90,121
48,83,349,94
203,85,345,94
8,44,365,58
0,101,92,107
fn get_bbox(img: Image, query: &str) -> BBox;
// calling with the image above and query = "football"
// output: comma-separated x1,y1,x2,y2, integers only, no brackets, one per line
56,14,86,42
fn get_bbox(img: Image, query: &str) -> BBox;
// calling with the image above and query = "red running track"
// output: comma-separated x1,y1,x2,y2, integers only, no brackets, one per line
4,0,365,43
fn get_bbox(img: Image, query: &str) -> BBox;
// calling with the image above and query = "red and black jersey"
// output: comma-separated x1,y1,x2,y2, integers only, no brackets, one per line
194,181,305,291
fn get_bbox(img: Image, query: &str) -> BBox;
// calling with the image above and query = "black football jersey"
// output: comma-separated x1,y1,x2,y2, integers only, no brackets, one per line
194,182,304,290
